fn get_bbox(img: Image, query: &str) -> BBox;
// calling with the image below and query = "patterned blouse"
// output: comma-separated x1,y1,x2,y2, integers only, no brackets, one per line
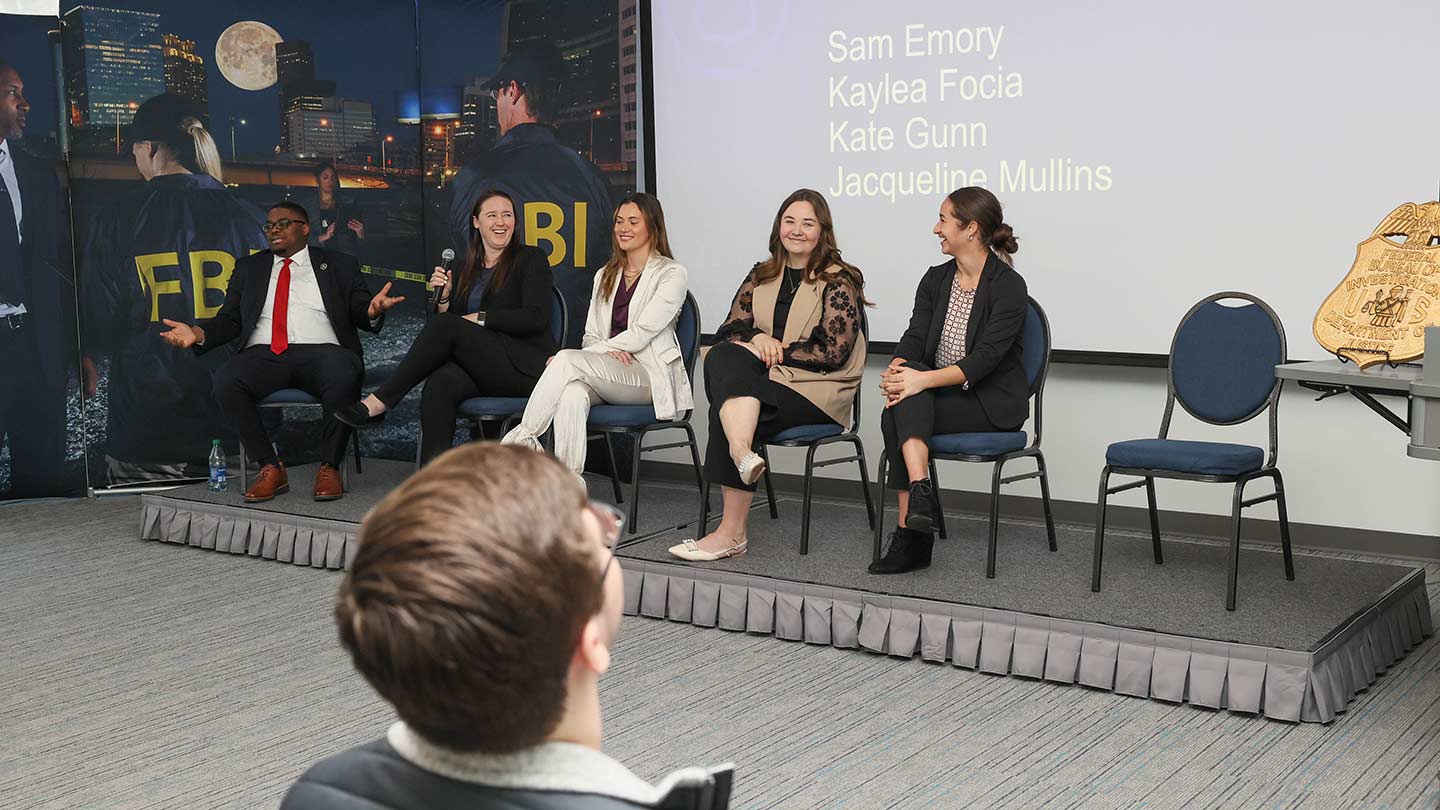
713,266,862,371
935,277,977,369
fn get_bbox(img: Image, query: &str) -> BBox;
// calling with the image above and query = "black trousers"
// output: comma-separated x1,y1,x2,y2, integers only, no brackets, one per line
214,344,363,468
879,360,1003,489
0,324,66,497
703,341,833,491
372,314,539,463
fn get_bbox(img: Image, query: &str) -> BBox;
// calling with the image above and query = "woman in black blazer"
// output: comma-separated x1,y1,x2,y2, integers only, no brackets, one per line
336,189,554,463
871,187,1029,574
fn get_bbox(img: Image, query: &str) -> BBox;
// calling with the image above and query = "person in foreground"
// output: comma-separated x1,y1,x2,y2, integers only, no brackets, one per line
335,189,554,464
670,189,868,562
159,202,404,503
279,444,734,810
501,193,692,474
870,187,1029,574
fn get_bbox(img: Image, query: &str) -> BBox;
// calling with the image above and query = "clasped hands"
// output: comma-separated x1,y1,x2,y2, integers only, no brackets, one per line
739,333,784,367
879,358,929,407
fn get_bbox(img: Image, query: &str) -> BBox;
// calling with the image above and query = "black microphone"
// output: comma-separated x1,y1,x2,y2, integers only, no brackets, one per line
430,248,456,309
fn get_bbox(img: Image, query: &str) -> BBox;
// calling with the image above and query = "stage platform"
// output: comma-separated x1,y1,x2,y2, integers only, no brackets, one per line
138,459,1432,724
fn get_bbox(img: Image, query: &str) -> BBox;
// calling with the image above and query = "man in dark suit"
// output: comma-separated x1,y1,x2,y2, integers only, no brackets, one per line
160,202,404,502
0,58,70,498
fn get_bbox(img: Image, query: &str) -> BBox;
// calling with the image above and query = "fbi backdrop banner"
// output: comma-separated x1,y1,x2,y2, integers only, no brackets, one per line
0,0,636,499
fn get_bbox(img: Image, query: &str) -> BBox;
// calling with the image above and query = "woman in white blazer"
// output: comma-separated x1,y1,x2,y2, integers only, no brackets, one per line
502,193,692,474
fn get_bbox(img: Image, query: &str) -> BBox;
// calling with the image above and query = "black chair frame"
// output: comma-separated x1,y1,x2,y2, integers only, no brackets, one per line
871,297,1057,578
593,293,706,542
1090,291,1295,611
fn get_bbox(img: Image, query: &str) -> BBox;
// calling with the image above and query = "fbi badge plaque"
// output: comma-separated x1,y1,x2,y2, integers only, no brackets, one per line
1314,202,1440,368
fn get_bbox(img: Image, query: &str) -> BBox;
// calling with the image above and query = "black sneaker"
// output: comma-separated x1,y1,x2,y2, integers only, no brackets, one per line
868,528,934,575
904,479,937,533
334,401,386,428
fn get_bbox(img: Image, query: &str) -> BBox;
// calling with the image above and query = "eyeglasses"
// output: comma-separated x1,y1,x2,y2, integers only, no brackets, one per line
488,80,525,102
590,500,625,583
261,218,305,233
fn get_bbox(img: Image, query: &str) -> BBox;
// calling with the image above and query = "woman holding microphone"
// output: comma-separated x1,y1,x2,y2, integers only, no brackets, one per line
334,189,553,464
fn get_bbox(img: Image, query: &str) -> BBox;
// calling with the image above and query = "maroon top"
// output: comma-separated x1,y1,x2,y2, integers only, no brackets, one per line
610,275,639,338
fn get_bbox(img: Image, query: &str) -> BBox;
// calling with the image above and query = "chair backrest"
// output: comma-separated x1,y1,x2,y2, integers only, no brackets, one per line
1020,297,1051,397
847,307,870,434
677,292,701,382
1166,292,1286,427
1020,297,1052,446
550,287,568,347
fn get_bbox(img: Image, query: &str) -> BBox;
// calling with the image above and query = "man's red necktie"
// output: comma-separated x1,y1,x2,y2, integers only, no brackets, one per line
270,257,292,355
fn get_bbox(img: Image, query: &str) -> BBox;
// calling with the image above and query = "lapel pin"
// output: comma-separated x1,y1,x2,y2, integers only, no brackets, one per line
319,262,328,271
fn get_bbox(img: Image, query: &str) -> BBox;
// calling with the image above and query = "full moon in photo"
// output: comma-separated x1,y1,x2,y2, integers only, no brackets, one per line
215,21,282,91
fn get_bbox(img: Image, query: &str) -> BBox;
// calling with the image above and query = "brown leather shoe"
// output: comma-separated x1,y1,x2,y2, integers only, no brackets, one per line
313,463,343,502
244,463,289,503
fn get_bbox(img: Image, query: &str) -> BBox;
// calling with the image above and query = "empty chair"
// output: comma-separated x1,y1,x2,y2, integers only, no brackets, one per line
1091,291,1294,611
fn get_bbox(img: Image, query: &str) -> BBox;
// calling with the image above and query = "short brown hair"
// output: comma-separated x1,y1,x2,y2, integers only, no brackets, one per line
335,443,598,752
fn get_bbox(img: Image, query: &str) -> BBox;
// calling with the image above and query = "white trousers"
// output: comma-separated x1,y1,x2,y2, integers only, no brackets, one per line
502,349,652,473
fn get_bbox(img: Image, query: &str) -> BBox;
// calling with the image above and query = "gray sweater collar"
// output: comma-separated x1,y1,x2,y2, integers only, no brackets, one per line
387,722,713,806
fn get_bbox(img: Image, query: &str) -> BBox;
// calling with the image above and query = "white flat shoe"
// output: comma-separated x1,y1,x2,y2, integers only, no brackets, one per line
668,538,748,562
501,426,542,452
736,452,766,486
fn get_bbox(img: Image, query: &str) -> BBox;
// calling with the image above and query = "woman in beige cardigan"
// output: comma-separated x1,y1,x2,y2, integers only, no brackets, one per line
670,189,868,561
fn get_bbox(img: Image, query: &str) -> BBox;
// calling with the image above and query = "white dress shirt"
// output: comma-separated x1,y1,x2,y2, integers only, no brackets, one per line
0,139,25,316
0,139,21,242
246,248,342,348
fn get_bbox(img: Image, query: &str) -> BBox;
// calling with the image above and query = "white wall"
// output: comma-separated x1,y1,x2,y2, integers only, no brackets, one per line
648,358,1440,544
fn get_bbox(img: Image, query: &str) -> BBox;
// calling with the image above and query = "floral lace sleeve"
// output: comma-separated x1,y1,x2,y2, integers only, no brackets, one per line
783,280,861,371
712,268,762,343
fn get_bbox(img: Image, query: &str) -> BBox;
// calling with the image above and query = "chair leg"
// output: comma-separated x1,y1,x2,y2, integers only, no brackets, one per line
702,479,712,534
603,433,623,504
1036,451,1057,552
929,458,948,540
682,423,706,534
873,454,889,564
1145,477,1163,564
852,438,876,530
1273,470,1295,581
759,445,778,519
351,431,363,476
239,443,249,493
414,433,423,472
626,429,645,534
1091,466,1112,592
799,443,818,555
985,459,1004,579
1226,480,1246,612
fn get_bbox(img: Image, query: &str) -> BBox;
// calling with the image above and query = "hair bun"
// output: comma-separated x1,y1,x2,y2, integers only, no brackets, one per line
989,223,1018,255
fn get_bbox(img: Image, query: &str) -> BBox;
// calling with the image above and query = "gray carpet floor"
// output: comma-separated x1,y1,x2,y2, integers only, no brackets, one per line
2,497,1438,809
622,496,1420,651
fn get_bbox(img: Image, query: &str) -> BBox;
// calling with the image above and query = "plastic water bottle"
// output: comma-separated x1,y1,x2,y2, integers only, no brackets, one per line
208,439,227,492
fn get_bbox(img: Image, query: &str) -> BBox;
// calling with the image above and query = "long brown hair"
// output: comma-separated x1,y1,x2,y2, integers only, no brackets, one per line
452,189,522,308
945,186,1018,266
599,192,673,301
756,189,870,305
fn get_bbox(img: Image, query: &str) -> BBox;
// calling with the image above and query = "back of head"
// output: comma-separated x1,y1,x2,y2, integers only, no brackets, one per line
492,44,564,123
336,443,599,753
130,92,224,182
945,186,1018,265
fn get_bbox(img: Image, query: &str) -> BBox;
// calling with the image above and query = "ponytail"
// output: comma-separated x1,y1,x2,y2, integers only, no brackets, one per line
184,117,224,183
